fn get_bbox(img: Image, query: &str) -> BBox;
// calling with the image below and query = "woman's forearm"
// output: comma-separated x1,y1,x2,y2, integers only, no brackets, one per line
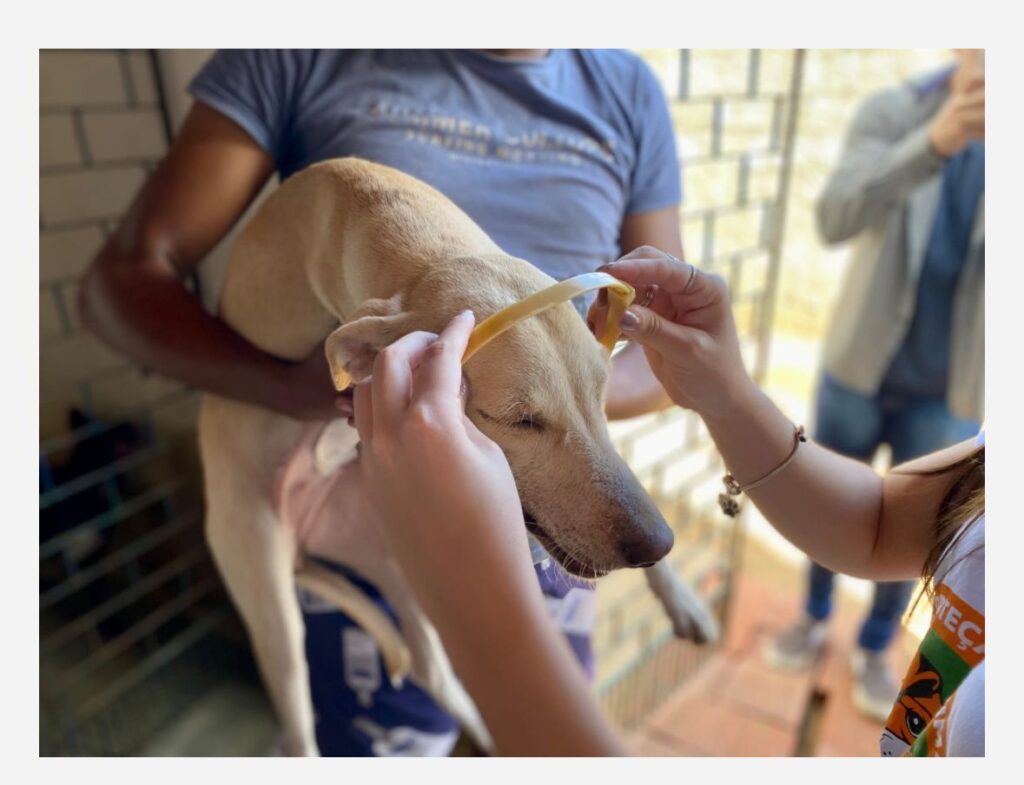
702,381,889,579
411,532,624,756
442,587,625,756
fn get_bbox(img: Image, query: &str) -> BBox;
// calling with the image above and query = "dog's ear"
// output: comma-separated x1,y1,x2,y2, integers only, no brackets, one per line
325,294,416,390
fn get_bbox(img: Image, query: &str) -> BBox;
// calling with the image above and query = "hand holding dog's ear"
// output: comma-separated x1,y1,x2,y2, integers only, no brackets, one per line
589,246,756,422
353,311,539,634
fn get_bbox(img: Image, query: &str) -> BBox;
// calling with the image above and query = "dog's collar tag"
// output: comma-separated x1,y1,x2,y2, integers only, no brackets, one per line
462,272,635,364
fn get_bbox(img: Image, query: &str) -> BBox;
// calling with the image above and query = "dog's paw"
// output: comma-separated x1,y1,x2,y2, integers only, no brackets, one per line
643,560,720,646
668,603,720,645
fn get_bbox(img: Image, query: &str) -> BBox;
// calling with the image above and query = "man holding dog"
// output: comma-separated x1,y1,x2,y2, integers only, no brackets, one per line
79,49,685,755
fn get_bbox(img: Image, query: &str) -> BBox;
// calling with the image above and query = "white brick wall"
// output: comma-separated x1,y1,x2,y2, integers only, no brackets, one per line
685,159,740,210
40,51,127,107
722,100,773,154
40,226,105,283
83,110,165,162
715,207,762,256
127,51,158,103
39,49,171,442
688,49,748,96
40,166,147,226
40,115,81,167
39,288,65,340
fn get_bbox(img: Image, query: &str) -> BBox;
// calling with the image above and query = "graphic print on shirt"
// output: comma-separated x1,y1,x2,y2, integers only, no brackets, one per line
881,583,984,756
365,100,619,170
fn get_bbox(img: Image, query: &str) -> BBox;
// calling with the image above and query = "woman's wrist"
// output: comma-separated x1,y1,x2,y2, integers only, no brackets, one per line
693,370,762,428
700,380,799,494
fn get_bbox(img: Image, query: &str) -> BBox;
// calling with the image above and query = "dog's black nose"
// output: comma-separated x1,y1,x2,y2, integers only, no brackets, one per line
621,523,674,567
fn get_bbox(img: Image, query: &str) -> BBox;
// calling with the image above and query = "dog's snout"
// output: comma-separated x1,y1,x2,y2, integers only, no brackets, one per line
621,522,674,567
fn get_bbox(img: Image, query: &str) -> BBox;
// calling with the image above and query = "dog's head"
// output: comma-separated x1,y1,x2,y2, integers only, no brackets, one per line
327,254,673,578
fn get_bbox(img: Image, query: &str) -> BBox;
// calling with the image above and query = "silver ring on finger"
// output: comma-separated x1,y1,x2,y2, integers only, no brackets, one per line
683,262,698,292
637,284,658,308
660,250,696,292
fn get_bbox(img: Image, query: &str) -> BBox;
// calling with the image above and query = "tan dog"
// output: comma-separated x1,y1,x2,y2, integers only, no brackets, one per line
197,158,717,756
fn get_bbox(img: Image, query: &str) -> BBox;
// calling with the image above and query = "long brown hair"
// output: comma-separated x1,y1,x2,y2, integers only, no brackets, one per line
919,445,985,599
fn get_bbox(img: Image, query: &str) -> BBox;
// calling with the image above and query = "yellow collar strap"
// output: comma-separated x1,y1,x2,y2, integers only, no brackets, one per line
463,272,635,364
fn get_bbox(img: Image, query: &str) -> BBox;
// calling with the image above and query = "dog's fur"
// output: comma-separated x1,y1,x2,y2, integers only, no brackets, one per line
198,158,716,756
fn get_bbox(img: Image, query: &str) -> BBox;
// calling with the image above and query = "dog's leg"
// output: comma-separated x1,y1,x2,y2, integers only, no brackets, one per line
644,560,720,645
199,399,318,757
206,499,318,755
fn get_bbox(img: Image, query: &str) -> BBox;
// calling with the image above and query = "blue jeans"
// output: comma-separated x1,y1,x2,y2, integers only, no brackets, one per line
804,374,979,652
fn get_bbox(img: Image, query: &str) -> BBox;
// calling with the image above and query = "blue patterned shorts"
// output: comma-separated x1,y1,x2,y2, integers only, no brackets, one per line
299,549,595,756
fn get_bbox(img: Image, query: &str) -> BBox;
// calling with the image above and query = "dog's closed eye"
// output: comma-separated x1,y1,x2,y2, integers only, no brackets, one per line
476,410,547,432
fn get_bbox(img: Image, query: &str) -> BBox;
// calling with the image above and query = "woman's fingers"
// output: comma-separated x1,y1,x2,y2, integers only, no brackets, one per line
357,313,476,444
587,248,710,342
617,304,695,357
598,251,701,297
411,310,475,408
371,331,439,432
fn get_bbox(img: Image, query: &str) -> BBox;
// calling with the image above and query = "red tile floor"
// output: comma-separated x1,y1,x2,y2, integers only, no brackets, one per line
627,570,918,757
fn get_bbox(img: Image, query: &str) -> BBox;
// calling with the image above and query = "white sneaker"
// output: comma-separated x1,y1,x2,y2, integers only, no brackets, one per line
850,648,900,723
762,615,828,671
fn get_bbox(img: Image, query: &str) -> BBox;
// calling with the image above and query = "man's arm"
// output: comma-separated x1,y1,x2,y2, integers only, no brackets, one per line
78,103,342,421
603,205,680,420
815,62,984,247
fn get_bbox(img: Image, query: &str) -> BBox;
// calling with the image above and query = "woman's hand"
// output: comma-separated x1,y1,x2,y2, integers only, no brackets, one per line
352,309,627,756
352,310,535,622
592,250,952,586
589,246,755,422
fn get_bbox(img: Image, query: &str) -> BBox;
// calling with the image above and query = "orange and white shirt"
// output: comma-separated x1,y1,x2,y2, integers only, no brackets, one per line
880,503,985,756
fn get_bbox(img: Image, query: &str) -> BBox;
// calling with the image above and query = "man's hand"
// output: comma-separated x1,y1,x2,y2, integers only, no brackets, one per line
929,52,985,158
272,343,355,422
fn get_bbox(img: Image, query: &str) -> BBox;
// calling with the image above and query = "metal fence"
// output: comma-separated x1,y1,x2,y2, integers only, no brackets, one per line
39,48,805,754
595,49,805,730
